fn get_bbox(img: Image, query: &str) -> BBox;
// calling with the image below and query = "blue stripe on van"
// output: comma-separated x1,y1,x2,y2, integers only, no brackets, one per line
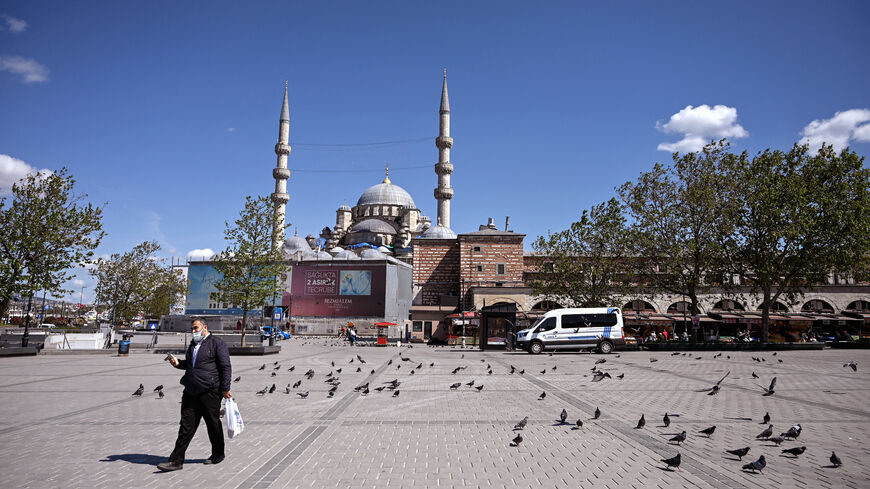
603,326,612,338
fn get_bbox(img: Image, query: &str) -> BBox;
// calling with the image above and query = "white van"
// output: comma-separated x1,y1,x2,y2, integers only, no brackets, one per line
516,307,625,354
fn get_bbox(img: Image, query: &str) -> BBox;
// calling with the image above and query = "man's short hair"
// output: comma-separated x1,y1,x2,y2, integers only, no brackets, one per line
191,317,208,329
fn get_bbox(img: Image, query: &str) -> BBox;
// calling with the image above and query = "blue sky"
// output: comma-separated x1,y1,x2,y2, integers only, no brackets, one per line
1,1,869,302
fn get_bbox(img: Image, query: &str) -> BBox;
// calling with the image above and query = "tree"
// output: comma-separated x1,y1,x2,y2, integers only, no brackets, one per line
212,196,290,346
0,168,104,326
530,199,629,308
90,241,187,323
618,140,736,326
722,144,870,342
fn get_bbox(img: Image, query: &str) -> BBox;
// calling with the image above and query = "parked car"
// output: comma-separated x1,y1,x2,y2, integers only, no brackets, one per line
260,326,290,340
36,323,56,329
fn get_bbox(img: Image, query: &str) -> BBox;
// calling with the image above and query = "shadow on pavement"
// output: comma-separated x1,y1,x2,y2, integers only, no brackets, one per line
101,454,167,465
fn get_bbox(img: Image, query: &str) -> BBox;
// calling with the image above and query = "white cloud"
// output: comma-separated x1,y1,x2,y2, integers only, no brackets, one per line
72,279,85,287
0,154,51,194
0,55,49,83
656,104,748,153
1,14,27,32
800,109,870,152
226,127,236,132
187,248,216,261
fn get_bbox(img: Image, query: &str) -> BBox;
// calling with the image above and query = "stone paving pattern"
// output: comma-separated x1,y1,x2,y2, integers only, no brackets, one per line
1,338,868,488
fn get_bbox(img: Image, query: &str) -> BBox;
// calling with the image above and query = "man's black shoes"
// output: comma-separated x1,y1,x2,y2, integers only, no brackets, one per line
157,461,183,472
204,455,225,465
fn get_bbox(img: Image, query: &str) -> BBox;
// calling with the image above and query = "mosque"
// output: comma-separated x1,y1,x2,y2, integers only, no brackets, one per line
273,74,457,264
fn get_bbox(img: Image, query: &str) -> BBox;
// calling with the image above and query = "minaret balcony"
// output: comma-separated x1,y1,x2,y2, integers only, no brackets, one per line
271,192,290,204
434,187,454,200
274,143,291,155
273,168,291,180
435,136,453,149
435,162,453,175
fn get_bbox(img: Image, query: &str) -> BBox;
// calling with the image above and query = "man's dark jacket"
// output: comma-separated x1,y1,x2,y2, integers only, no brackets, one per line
174,334,232,395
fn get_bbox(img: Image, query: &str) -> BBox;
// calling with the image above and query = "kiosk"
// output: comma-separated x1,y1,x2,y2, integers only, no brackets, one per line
374,322,396,346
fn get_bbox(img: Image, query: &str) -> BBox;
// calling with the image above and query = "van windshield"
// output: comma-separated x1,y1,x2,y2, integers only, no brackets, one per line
533,317,556,333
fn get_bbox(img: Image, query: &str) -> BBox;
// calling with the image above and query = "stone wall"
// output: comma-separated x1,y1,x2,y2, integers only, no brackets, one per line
412,238,460,306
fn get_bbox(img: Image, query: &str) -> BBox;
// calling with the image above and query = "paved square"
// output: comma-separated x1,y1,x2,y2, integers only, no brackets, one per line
1,341,868,488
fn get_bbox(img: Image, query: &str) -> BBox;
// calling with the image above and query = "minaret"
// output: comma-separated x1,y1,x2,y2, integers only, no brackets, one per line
434,70,454,229
272,82,291,250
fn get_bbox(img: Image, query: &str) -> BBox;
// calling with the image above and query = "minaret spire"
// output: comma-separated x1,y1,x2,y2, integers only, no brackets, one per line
383,163,391,184
434,70,454,229
272,83,291,250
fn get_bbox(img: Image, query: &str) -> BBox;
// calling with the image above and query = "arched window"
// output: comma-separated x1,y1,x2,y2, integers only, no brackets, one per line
801,299,834,313
531,300,562,311
623,300,656,312
667,301,691,314
757,301,789,312
712,299,745,311
846,300,870,311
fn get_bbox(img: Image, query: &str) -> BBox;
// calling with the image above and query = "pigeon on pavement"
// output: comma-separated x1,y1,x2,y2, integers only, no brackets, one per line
514,416,528,430
661,453,681,471
830,451,842,467
742,455,766,474
559,408,567,424
762,412,770,424
574,419,583,429
844,361,857,372
699,426,716,438
663,413,670,427
669,431,687,445
132,384,144,397
512,433,523,447
594,407,601,419
538,391,546,400
636,414,646,429
726,447,750,460
782,446,806,457
297,391,309,399
757,425,773,439
153,385,163,392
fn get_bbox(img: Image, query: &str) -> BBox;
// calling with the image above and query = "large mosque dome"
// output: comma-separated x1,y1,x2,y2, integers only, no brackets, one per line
356,181,416,208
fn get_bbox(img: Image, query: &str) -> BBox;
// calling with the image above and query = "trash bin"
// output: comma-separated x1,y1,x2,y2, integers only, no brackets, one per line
118,339,131,355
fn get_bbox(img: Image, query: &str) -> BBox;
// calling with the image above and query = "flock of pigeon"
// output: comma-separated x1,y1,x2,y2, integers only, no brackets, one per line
131,338,858,481
501,351,854,477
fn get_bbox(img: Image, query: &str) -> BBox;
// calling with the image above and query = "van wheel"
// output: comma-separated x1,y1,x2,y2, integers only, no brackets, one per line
529,341,544,355
598,340,614,354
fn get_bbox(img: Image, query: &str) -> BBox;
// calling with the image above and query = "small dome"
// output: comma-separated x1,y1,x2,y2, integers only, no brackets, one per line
376,246,392,254
350,219,396,234
338,203,351,211
357,182,416,208
360,248,387,259
316,251,332,259
283,235,312,254
328,246,344,255
333,249,360,260
420,225,457,239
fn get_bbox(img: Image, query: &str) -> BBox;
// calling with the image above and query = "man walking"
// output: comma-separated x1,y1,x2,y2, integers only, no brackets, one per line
157,318,232,471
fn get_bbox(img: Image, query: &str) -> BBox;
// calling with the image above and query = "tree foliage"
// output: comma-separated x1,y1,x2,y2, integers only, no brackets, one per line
212,195,290,346
90,241,187,323
530,199,628,307
722,144,870,341
0,168,104,320
618,140,737,317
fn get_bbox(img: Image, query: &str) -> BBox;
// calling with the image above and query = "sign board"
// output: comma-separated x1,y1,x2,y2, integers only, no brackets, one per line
273,311,283,321
43,305,50,310
290,264,385,317
691,315,700,327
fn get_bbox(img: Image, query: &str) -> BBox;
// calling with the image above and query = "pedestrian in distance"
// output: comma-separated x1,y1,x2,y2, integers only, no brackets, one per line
158,318,232,472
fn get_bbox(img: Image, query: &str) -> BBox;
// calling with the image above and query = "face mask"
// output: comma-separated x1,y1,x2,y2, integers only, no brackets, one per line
192,331,204,342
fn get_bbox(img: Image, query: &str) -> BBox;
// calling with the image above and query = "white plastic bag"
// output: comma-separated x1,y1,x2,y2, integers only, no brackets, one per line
225,398,244,439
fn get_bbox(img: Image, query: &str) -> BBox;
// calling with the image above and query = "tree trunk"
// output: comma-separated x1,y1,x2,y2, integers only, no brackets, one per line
241,308,248,347
0,296,10,323
760,289,771,343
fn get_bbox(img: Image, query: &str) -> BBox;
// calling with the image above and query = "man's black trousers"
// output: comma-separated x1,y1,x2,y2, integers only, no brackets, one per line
169,389,224,464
